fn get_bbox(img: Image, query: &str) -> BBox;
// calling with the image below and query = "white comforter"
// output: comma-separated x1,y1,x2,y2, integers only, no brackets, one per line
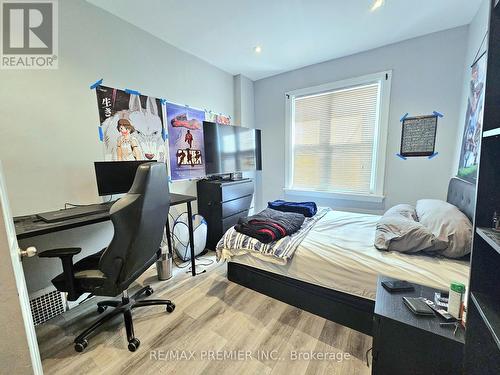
229,210,470,300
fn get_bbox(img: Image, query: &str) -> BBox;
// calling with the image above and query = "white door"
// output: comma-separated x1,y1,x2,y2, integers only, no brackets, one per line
0,163,43,374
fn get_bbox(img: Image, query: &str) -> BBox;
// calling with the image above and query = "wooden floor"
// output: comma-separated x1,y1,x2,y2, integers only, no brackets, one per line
37,260,372,375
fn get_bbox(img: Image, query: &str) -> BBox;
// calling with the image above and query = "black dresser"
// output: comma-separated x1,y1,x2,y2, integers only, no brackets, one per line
197,179,254,250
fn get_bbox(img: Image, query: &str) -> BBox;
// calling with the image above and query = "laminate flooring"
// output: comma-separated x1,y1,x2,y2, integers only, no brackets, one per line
37,257,372,374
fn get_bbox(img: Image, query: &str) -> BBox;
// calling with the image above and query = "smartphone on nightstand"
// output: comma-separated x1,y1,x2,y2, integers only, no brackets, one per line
381,280,415,293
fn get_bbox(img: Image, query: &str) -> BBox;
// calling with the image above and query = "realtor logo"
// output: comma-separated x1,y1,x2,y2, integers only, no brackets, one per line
1,0,58,69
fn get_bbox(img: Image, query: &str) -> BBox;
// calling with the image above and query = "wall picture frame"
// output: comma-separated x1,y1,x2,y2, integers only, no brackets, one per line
400,115,438,157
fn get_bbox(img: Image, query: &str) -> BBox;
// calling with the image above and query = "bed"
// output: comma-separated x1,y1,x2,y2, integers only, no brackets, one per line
225,178,475,336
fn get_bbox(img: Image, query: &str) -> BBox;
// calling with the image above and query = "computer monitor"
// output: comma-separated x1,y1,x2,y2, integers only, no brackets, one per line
94,160,157,196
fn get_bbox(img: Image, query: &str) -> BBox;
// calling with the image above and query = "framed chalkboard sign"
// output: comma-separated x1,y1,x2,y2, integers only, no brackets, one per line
400,115,438,157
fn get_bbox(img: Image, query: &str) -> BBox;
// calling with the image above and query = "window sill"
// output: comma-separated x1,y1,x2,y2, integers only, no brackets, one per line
283,188,385,203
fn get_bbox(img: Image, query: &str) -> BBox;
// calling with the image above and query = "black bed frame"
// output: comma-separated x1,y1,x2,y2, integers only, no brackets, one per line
226,178,475,337
228,262,375,335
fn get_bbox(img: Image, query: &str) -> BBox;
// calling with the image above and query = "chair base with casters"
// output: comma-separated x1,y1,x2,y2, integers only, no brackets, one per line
74,286,175,353
39,246,176,353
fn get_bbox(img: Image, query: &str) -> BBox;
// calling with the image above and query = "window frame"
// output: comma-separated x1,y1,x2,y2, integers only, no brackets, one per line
284,71,392,203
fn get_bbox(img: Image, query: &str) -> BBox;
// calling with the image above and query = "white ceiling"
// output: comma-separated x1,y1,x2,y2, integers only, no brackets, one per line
88,0,482,81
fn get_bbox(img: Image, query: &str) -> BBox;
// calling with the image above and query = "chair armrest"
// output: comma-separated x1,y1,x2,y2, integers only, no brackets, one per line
38,248,81,300
39,247,82,258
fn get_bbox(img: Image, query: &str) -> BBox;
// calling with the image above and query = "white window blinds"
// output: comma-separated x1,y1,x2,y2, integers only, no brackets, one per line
291,82,381,194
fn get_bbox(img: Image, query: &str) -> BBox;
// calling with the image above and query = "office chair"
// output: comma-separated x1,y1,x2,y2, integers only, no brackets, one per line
38,162,175,352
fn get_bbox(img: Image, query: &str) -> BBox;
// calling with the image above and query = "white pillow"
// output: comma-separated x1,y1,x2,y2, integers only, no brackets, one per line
416,199,472,258
375,204,444,253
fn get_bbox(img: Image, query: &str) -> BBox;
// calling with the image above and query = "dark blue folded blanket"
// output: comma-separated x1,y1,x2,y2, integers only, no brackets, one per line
267,200,317,218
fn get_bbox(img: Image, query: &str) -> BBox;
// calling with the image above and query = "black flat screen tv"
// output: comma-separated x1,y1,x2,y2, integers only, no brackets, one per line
203,121,262,175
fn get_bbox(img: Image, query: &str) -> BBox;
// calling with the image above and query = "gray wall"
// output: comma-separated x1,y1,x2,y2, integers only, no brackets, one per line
0,0,235,293
254,27,468,213
453,0,490,172
234,74,255,129
233,74,263,213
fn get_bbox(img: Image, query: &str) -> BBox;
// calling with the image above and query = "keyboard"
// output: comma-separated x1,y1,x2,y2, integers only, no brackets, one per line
37,201,116,223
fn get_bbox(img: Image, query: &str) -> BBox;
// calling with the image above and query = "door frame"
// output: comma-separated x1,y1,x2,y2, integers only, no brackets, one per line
0,162,43,374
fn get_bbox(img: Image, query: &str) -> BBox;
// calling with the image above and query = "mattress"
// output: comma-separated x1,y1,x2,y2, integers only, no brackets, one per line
229,210,470,300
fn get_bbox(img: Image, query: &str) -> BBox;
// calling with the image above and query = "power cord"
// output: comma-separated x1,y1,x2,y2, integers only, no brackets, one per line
169,229,214,268
168,212,198,262
172,255,214,269
163,212,214,269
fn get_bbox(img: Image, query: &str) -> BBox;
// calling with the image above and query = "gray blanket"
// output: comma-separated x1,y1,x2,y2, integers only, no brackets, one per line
217,207,331,265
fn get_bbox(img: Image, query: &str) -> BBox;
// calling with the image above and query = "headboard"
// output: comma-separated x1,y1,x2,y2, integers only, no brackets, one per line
447,177,476,221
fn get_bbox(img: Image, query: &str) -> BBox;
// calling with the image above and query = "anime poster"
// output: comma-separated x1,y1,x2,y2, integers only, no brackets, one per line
166,102,206,180
205,110,231,125
458,53,487,182
96,86,166,162
216,114,231,125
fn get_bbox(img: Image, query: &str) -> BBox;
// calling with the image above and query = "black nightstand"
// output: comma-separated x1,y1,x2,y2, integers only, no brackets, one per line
372,276,465,375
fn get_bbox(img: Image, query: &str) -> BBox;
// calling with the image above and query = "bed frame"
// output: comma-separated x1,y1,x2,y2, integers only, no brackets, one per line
227,178,475,336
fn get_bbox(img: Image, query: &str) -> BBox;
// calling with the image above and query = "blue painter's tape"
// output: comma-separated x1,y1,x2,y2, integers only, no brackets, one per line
400,113,409,122
396,153,407,160
90,78,103,90
160,98,167,105
125,88,141,96
428,152,439,159
433,111,444,118
98,126,103,142
162,128,168,141
167,176,172,183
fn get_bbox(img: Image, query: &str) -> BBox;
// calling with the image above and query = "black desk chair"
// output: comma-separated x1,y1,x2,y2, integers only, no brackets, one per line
39,162,175,352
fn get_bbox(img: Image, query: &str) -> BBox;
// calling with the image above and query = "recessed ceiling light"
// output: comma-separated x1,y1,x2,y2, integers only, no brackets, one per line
370,0,384,12
254,45,262,54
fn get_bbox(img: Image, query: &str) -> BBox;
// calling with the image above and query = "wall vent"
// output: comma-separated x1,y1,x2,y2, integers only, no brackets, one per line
29,287,66,326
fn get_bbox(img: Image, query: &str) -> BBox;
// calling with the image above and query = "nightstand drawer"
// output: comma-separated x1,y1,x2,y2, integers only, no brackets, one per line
221,181,254,202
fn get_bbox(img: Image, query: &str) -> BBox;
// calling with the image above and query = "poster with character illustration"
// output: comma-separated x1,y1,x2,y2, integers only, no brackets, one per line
166,102,206,180
457,52,486,182
96,86,166,162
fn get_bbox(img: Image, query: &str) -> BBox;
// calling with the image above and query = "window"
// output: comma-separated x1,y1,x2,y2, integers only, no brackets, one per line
285,71,391,201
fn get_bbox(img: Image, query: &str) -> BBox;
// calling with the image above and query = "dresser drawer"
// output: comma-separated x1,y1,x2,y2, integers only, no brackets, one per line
221,195,253,218
221,180,254,202
222,210,249,232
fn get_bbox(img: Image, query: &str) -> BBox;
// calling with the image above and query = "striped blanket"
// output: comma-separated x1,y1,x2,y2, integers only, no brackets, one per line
216,207,331,265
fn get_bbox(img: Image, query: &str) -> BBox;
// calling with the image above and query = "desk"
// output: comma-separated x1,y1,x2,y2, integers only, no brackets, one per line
14,193,199,277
